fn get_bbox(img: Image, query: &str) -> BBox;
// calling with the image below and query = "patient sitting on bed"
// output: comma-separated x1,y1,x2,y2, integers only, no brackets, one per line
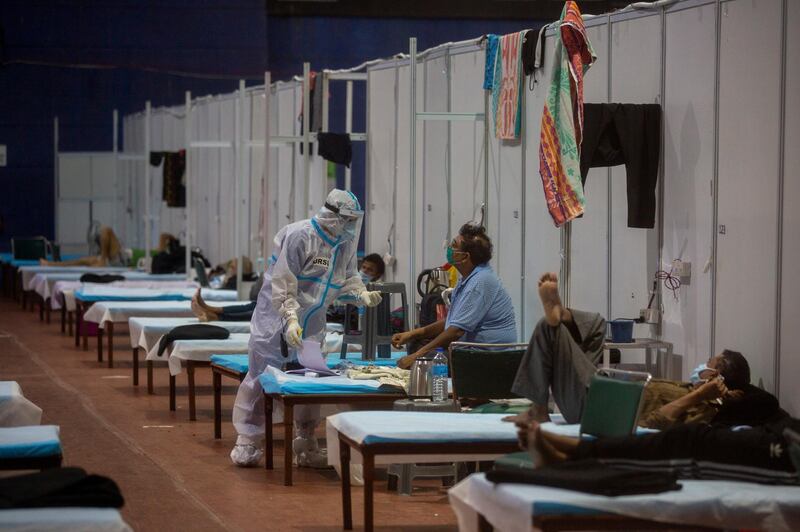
511,272,785,429
40,226,126,267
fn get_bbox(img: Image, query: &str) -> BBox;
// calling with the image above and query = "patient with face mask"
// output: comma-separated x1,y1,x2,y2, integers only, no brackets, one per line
510,272,788,430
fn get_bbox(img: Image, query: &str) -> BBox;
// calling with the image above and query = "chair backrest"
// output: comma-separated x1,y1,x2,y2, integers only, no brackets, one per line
11,237,47,260
193,257,209,287
579,368,651,438
449,342,528,402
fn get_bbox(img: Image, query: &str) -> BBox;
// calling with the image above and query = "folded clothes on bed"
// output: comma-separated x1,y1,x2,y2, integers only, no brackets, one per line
156,324,230,358
78,273,126,284
0,467,124,509
487,458,681,496
345,366,409,391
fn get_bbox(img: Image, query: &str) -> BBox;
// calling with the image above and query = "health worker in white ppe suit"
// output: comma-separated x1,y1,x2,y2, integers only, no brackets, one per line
230,189,383,467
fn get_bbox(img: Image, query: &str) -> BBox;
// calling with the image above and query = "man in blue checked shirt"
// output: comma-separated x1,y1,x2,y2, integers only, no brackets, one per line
392,223,517,369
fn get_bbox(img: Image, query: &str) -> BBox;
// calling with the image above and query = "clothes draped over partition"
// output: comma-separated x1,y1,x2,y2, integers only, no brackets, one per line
149,151,186,208
317,132,353,168
580,103,662,228
538,1,596,227
491,31,526,140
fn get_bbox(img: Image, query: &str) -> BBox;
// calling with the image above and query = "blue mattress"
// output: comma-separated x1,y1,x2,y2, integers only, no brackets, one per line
0,426,61,459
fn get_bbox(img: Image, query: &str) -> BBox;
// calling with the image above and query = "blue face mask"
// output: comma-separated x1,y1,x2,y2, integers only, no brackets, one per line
359,271,372,284
690,363,710,385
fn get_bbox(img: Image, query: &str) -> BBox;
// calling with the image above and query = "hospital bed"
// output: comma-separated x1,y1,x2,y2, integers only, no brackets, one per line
15,265,130,310
448,472,800,532
129,317,251,390
0,426,62,471
0,508,132,532
0,382,43,427
262,368,407,487
146,333,252,420
210,352,405,440
76,292,242,367
327,411,520,532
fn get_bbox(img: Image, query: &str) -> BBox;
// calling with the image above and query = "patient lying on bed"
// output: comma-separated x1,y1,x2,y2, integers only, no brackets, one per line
40,226,126,267
517,413,800,485
511,272,785,429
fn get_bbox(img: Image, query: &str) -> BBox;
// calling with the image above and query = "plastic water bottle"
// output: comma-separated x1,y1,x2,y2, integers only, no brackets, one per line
430,348,449,403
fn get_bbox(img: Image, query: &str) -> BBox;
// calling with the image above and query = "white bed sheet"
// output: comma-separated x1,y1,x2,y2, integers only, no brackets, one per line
448,472,800,532
54,280,198,310
128,317,251,350
19,266,129,291
145,333,252,375
0,382,42,427
32,272,186,301
82,300,250,327
326,412,518,469
0,508,132,532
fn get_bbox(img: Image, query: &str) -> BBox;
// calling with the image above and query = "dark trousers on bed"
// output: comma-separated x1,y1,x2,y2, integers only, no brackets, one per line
575,419,800,484
218,301,256,322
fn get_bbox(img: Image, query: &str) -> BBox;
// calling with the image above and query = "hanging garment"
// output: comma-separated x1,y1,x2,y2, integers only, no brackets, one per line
538,1,596,227
580,103,661,228
492,31,526,140
522,25,548,91
149,151,186,207
483,34,500,90
317,132,352,167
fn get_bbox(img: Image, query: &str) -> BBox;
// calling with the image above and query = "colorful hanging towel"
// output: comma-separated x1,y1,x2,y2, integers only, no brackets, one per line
492,31,526,140
483,34,499,90
539,1,596,227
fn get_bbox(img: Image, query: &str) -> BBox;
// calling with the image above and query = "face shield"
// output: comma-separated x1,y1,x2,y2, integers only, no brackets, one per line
317,189,364,243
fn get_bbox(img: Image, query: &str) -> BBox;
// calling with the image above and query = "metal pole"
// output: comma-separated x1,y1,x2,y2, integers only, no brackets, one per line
302,62,311,218
184,91,192,278
235,79,245,297
112,110,119,237
345,80,353,190
409,38,418,327
262,72,272,264
54,117,59,245
774,0,788,397
710,0,721,357
144,101,152,261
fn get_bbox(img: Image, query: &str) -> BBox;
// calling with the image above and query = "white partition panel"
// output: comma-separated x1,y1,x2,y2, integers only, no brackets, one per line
192,100,211,260
780,0,800,416
394,63,413,292
569,24,610,317
249,90,266,262
276,84,296,226
218,97,237,265
662,2,716,377
265,86,281,251
525,33,566,340
421,54,450,269
609,13,661,343
366,65,398,273
449,50,485,236
292,84,307,221
715,0,782,392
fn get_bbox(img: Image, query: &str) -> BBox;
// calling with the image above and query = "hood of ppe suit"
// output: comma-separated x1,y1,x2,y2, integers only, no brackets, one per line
314,189,363,243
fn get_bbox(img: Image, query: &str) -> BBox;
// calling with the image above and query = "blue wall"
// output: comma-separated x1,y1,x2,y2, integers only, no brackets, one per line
0,1,540,251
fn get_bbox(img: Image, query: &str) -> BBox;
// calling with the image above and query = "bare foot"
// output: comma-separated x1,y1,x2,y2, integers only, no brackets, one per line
191,291,218,322
528,421,569,468
538,273,563,327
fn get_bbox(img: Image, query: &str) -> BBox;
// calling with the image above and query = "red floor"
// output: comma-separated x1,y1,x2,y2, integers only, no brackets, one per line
0,298,459,532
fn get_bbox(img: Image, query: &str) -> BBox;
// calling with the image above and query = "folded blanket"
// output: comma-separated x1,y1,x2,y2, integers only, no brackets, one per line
488,458,681,496
156,324,230,358
79,273,126,284
0,467,124,509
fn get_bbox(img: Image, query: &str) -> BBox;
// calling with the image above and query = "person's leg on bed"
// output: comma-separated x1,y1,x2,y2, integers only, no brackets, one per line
512,273,606,424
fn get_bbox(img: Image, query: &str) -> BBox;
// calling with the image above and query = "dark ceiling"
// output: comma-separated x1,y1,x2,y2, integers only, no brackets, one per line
267,0,633,20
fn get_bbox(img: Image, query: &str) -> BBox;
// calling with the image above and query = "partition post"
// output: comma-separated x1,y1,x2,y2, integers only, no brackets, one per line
184,91,192,278
144,101,152,260
112,110,119,237
262,71,272,265
302,62,311,218
409,38,418,327
235,79,246,297
345,80,353,190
